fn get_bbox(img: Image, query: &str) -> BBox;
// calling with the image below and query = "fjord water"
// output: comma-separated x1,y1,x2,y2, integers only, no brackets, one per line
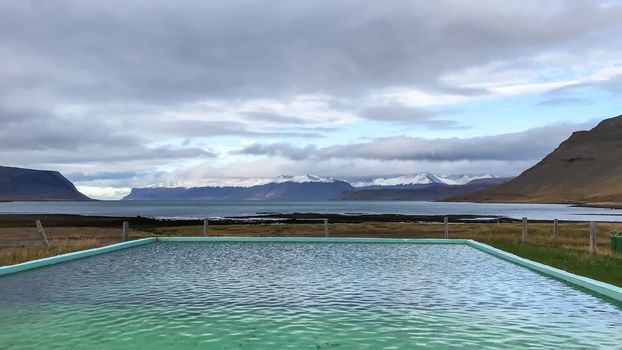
0,242,620,349
1,200,622,221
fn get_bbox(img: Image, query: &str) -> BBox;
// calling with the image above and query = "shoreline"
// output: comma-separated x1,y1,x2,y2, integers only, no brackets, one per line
451,198,622,209
573,203,622,210
0,213,571,229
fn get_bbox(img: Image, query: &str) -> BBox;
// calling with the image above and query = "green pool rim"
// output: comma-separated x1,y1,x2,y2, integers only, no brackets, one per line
1,236,621,303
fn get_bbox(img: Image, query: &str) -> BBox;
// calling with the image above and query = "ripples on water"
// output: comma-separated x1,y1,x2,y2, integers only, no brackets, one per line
0,242,621,349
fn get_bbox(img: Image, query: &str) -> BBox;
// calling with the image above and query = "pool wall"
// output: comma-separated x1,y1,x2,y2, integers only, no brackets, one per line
157,237,469,244
465,240,622,302
0,237,156,277
1,236,621,303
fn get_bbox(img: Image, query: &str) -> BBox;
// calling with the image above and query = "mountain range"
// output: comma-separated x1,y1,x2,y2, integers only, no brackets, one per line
123,174,504,201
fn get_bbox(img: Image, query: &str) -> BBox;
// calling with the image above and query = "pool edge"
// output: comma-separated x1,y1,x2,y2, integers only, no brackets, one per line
0,237,156,277
156,237,469,244
466,240,622,303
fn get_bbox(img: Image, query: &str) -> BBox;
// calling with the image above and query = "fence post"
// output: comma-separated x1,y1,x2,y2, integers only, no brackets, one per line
553,219,558,244
35,219,49,247
203,219,209,237
122,221,129,242
444,216,449,239
324,219,329,237
589,221,597,254
521,217,528,243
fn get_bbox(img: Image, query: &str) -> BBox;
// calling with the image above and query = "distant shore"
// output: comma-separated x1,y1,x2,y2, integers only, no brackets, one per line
573,203,622,210
0,212,557,229
451,198,622,209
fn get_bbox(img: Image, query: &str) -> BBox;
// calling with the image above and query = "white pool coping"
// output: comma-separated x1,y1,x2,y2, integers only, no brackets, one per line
0,236,620,303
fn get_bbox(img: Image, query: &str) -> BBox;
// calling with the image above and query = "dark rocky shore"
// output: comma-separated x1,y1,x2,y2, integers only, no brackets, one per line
0,213,534,229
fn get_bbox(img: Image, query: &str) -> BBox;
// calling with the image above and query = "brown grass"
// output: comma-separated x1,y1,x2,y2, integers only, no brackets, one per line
0,226,153,266
0,239,103,266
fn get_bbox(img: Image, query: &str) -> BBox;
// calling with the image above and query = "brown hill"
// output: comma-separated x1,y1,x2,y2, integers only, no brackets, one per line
456,114,622,205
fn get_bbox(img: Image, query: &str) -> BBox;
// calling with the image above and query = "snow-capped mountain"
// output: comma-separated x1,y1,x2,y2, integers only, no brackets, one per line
272,175,338,184
440,174,494,185
156,174,339,188
124,175,352,201
149,173,495,189
351,173,495,187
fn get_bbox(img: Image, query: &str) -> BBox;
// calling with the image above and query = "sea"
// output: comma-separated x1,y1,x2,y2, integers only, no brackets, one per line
0,200,622,222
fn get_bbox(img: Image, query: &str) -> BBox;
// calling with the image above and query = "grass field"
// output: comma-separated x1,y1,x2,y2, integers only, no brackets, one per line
1,220,621,286
487,241,622,287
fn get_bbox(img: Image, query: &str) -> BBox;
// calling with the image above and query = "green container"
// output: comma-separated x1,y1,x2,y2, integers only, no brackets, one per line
612,235,622,254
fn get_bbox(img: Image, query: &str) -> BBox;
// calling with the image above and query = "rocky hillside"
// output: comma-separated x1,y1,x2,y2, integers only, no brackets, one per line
0,166,90,201
457,115,622,205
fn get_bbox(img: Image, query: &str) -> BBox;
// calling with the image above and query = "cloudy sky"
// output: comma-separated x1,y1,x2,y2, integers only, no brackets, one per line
2,0,622,199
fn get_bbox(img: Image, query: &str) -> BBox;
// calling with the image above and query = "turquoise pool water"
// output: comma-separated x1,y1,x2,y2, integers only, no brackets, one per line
0,242,620,349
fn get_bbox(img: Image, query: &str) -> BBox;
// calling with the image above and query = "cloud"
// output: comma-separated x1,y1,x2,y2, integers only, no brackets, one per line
0,104,216,168
75,185,133,200
1,0,621,197
534,71,622,106
0,104,172,150
235,122,596,162
67,171,155,182
233,143,317,161
242,112,310,125
159,157,537,184
358,105,462,128
146,119,326,139
594,73,622,93
2,0,621,105
538,96,592,107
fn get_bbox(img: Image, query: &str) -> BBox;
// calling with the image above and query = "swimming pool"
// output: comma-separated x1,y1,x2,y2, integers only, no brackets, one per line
0,238,621,349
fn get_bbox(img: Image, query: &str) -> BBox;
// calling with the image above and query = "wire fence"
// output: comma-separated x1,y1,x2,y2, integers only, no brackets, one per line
2,217,621,254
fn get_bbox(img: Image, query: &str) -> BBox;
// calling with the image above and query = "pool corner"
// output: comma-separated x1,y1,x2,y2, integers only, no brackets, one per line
0,237,157,277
